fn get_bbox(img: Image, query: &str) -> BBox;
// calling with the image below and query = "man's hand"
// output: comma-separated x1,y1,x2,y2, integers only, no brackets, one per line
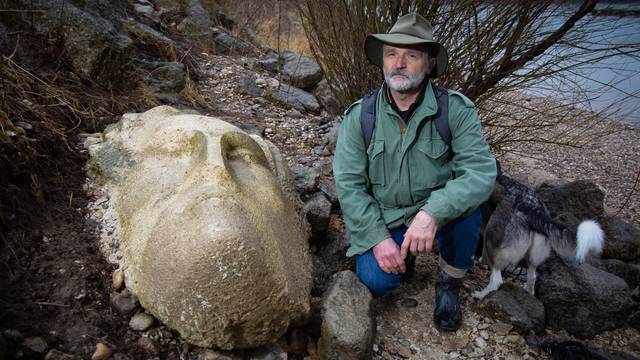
373,238,406,274
401,210,437,259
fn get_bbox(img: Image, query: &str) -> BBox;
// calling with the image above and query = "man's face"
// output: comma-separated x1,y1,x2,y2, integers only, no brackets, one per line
382,44,434,94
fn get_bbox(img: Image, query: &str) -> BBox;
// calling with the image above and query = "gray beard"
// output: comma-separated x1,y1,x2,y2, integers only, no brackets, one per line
383,67,429,94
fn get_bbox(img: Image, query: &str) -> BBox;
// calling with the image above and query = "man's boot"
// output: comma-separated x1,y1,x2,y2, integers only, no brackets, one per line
433,268,463,331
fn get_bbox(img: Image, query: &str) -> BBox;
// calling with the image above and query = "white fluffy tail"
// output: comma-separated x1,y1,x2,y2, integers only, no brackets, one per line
575,220,604,263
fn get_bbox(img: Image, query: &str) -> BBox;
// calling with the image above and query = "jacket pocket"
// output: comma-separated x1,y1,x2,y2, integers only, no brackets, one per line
410,137,451,189
367,140,386,186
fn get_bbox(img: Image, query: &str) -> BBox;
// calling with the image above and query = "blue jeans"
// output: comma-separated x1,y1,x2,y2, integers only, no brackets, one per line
355,208,482,297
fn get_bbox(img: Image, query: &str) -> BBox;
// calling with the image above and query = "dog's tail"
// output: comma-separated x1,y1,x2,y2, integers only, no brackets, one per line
575,220,605,263
547,220,604,263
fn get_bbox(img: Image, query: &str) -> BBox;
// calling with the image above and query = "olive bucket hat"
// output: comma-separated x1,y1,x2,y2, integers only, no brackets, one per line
365,13,448,78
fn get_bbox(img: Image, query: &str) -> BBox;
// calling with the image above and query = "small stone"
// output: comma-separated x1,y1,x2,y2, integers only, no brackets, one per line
110,289,138,314
112,269,124,290
491,321,513,335
448,351,460,358
477,322,490,330
45,349,76,360
289,109,303,118
19,336,48,357
506,335,521,344
129,312,155,331
399,298,418,308
265,128,274,134
474,336,487,349
372,344,379,353
136,337,159,355
396,345,412,358
479,330,489,339
91,343,112,360
255,78,267,87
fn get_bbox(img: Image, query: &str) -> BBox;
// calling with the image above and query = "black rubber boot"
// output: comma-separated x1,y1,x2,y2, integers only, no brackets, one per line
433,269,463,332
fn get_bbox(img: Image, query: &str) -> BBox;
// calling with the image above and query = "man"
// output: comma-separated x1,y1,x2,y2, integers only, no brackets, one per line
333,13,496,332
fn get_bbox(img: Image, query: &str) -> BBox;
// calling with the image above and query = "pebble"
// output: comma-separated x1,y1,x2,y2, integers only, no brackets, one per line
265,128,274,134
477,323,490,330
20,336,48,357
91,343,112,360
479,330,489,339
255,78,267,87
110,289,138,314
399,298,418,308
44,349,76,360
129,312,155,331
112,269,124,290
491,321,513,335
136,337,159,355
396,345,412,358
474,336,487,349
448,351,460,359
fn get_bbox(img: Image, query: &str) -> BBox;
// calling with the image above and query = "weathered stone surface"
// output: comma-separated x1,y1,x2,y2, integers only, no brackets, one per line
239,76,321,114
281,50,323,90
319,271,375,360
139,61,187,94
88,106,312,349
304,192,332,242
122,20,176,58
257,51,279,73
15,0,133,87
484,282,545,334
313,80,342,115
591,259,640,288
536,256,635,338
212,29,254,56
319,178,339,208
536,180,605,225
602,217,640,262
289,165,320,195
177,0,213,47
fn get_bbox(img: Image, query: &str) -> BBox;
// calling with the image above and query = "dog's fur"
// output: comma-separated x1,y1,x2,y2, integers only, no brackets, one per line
472,169,605,300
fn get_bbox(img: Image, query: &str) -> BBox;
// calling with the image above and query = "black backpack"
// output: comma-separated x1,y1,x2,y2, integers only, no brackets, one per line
360,85,451,150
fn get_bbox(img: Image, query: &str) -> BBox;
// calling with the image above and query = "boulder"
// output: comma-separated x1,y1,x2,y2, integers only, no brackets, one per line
319,271,375,360
138,61,187,95
281,50,323,90
122,20,176,59
536,256,635,338
319,177,339,208
257,51,279,73
313,80,342,115
239,75,321,114
212,28,254,56
16,0,133,87
591,259,640,289
483,282,545,334
536,180,605,225
602,217,640,262
304,192,332,242
177,0,213,47
323,117,341,155
87,106,313,349
289,165,320,195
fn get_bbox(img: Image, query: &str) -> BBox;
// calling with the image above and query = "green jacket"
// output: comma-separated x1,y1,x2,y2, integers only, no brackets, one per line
333,82,496,257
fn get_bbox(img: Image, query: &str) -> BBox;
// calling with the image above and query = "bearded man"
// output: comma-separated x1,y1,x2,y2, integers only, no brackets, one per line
333,13,496,331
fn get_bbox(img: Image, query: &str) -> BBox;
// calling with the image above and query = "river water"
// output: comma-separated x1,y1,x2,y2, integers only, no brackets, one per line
527,1,640,126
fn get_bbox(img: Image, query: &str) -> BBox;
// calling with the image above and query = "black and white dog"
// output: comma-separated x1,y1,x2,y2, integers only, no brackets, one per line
472,165,605,300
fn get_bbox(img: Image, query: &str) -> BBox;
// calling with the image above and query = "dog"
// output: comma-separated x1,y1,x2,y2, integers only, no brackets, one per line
472,165,605,300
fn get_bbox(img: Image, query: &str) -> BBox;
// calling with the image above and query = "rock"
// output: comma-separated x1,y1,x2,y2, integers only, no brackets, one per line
239,75,265,98
591,259,640,288
45,349,77,360
483,282,545,334
138,60,187,95
323,117,341,155
90,106,312,349
474,336,487,349
130,312,155,331
244,343,287,360
313,80,342,115
91,343,113,360
318,271,375,360
257,51,279,73
281,50,323,90
15,0,133,87
19,336,48,358
110,289,138,315
490,321,514,336
397,345,412,358
212,28,254,55
304,193,332,242
265,84,321,114
177,0,213,47
121,20,176,59
133,4,155,17
289,165,320,195
135,337,159,355
536,180,605,225
602,217,640,262
536,256,635,338
112,268,124,290
319,178,339,208
235,123,266,137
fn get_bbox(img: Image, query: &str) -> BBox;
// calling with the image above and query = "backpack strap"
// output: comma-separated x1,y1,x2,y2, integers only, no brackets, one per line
360,85,451,150
432,85,451,147
360,88,379,151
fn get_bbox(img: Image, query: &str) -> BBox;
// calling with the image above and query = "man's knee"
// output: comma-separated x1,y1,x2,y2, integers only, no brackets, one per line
355,253,401,297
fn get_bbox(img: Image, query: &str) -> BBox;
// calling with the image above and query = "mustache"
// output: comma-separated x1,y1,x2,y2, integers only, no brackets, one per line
389,70,410,78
